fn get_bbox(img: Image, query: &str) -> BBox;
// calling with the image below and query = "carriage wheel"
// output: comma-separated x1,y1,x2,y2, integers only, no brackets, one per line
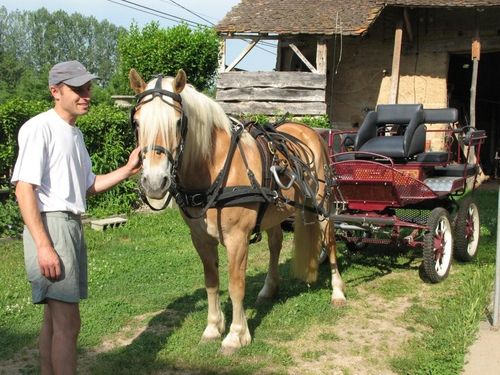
422,208,453,283
454,197,480,262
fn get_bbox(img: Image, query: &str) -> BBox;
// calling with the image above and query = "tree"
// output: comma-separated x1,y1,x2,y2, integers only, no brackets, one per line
115,22,220,93
0,6,125,101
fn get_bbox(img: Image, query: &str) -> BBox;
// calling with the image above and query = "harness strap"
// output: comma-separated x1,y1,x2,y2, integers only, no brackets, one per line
236,140,273,243
173,124,244,219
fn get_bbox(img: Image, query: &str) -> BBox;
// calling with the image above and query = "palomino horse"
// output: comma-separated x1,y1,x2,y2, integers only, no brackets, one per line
129,69,346,354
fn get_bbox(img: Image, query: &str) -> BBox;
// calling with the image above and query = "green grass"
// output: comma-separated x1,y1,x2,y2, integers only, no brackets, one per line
0,189,497,374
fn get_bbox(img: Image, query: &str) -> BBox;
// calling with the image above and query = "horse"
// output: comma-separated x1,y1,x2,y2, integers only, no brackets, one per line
129,68,346,354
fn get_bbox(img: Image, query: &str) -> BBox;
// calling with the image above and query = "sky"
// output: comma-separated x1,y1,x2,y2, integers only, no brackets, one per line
0,0,276,71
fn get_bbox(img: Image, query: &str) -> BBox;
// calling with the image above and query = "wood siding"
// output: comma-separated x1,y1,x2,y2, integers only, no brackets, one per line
216,71,326,115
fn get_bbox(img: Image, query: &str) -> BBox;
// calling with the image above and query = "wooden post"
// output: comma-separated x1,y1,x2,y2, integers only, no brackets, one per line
225,38,260,72
218,38,226,73
290,43,318,73
470,37,480,128
389,20,403,104
316,39,327,74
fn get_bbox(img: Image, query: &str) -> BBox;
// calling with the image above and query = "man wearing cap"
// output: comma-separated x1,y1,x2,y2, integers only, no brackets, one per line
11,60,141,374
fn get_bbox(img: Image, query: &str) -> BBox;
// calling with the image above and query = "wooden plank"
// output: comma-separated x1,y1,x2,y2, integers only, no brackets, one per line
289,43,317,73
316,39,327,74
219,101,327,115
225,39,260,72
389,20,403,104
217,71,326,89
218,39,226,73
90,217,127,231
216,87,325,102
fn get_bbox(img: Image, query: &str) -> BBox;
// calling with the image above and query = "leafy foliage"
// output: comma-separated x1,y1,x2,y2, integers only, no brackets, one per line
245,113,332,129
76,104,140,217
0,6,125,101
0,99,141,237
115,22,220,93
0,98,50,184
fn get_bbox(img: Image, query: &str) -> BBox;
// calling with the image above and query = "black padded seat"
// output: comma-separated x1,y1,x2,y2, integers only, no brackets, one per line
355,104,425,159
415,152,449,163
435,164,478,177
358,136,406,158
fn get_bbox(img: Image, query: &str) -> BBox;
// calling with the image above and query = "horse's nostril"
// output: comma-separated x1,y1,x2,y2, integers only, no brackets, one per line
160,176,169,190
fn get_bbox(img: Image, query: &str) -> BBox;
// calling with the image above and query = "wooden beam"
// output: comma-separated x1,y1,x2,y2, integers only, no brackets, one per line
289,43,317,73
389,20,403,104
403,8,413,43
470,37,480,128
225,38,260,72
219,101,327,115
316,39,327,74
216,87,325,102
220,33,281,40
217,71,326,89
218,39,226,73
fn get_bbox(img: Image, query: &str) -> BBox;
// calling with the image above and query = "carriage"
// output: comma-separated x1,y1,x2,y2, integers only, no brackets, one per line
130,69,486,353
323,104,486,283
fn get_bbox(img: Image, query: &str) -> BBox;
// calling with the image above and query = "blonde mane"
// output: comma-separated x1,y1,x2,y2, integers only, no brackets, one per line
139,76,242,172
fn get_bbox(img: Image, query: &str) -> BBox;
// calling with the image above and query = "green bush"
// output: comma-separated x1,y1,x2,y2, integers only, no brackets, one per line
0,198,23,238
77,104,140,217
0,100,141,237
114,22,220,93
244,113,332,129
0,98,50,186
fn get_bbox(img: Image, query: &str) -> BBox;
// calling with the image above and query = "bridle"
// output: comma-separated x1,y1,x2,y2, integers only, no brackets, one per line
130,74,188,165
130,74,189,210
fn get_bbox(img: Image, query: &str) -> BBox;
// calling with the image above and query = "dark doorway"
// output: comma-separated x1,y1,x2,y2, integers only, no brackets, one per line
448,52,500,175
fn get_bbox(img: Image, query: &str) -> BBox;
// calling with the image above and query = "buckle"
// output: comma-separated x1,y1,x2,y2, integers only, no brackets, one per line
188,193,205,207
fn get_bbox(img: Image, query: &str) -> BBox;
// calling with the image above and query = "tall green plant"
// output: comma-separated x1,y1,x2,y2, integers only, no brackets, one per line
76,104,140,216
115,22,219,93
0,98,50,184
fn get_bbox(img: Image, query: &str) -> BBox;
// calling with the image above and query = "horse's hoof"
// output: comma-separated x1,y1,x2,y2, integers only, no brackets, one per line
331,298,347,307
256,295,273,305
220,331,251,355
201,326,223,342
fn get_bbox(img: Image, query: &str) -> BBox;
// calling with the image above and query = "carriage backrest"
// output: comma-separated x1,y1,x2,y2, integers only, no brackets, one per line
423,108,458,124
355,104,425,159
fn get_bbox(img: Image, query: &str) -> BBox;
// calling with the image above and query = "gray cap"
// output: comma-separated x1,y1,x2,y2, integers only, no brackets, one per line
49,60,99,86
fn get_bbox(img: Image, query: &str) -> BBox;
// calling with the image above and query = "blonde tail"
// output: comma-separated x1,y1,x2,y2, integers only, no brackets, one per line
292,202,321,283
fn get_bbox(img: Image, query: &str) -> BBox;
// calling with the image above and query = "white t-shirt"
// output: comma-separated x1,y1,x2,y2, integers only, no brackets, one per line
11,109,96,214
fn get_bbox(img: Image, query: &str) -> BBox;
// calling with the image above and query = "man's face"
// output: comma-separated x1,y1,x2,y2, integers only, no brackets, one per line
51,81,92,123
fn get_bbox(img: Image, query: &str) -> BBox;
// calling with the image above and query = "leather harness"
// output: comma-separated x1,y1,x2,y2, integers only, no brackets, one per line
131,77,330,243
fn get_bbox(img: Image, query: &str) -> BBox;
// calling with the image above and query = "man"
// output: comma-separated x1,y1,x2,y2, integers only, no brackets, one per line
11,60,141,374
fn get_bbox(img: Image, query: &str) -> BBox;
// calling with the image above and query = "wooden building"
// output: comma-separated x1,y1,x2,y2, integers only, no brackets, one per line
215,0,500,174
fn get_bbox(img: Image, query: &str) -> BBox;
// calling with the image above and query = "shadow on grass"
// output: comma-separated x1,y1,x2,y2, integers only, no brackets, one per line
337,244,421,287
85,236,426,374
84,256,345,374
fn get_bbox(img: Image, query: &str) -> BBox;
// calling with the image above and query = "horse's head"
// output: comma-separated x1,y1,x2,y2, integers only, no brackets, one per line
129,69,187,203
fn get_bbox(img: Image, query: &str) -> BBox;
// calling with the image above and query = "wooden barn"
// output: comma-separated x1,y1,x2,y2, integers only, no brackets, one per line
215,0,500,175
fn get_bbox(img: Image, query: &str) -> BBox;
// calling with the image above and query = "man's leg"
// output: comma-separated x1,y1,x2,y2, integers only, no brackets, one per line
47,299,80,375
39,304,54,375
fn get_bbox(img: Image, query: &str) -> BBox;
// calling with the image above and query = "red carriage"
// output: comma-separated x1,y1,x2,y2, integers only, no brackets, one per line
324,104,486,282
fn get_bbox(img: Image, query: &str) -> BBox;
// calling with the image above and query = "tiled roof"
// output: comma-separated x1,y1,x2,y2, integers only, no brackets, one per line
215,0,500,35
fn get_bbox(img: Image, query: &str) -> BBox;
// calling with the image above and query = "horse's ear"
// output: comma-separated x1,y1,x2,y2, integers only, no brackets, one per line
129,69,146,94
174,69,186,94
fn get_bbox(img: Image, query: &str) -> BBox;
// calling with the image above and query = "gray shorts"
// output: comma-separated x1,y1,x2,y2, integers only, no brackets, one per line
23,211,88,304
